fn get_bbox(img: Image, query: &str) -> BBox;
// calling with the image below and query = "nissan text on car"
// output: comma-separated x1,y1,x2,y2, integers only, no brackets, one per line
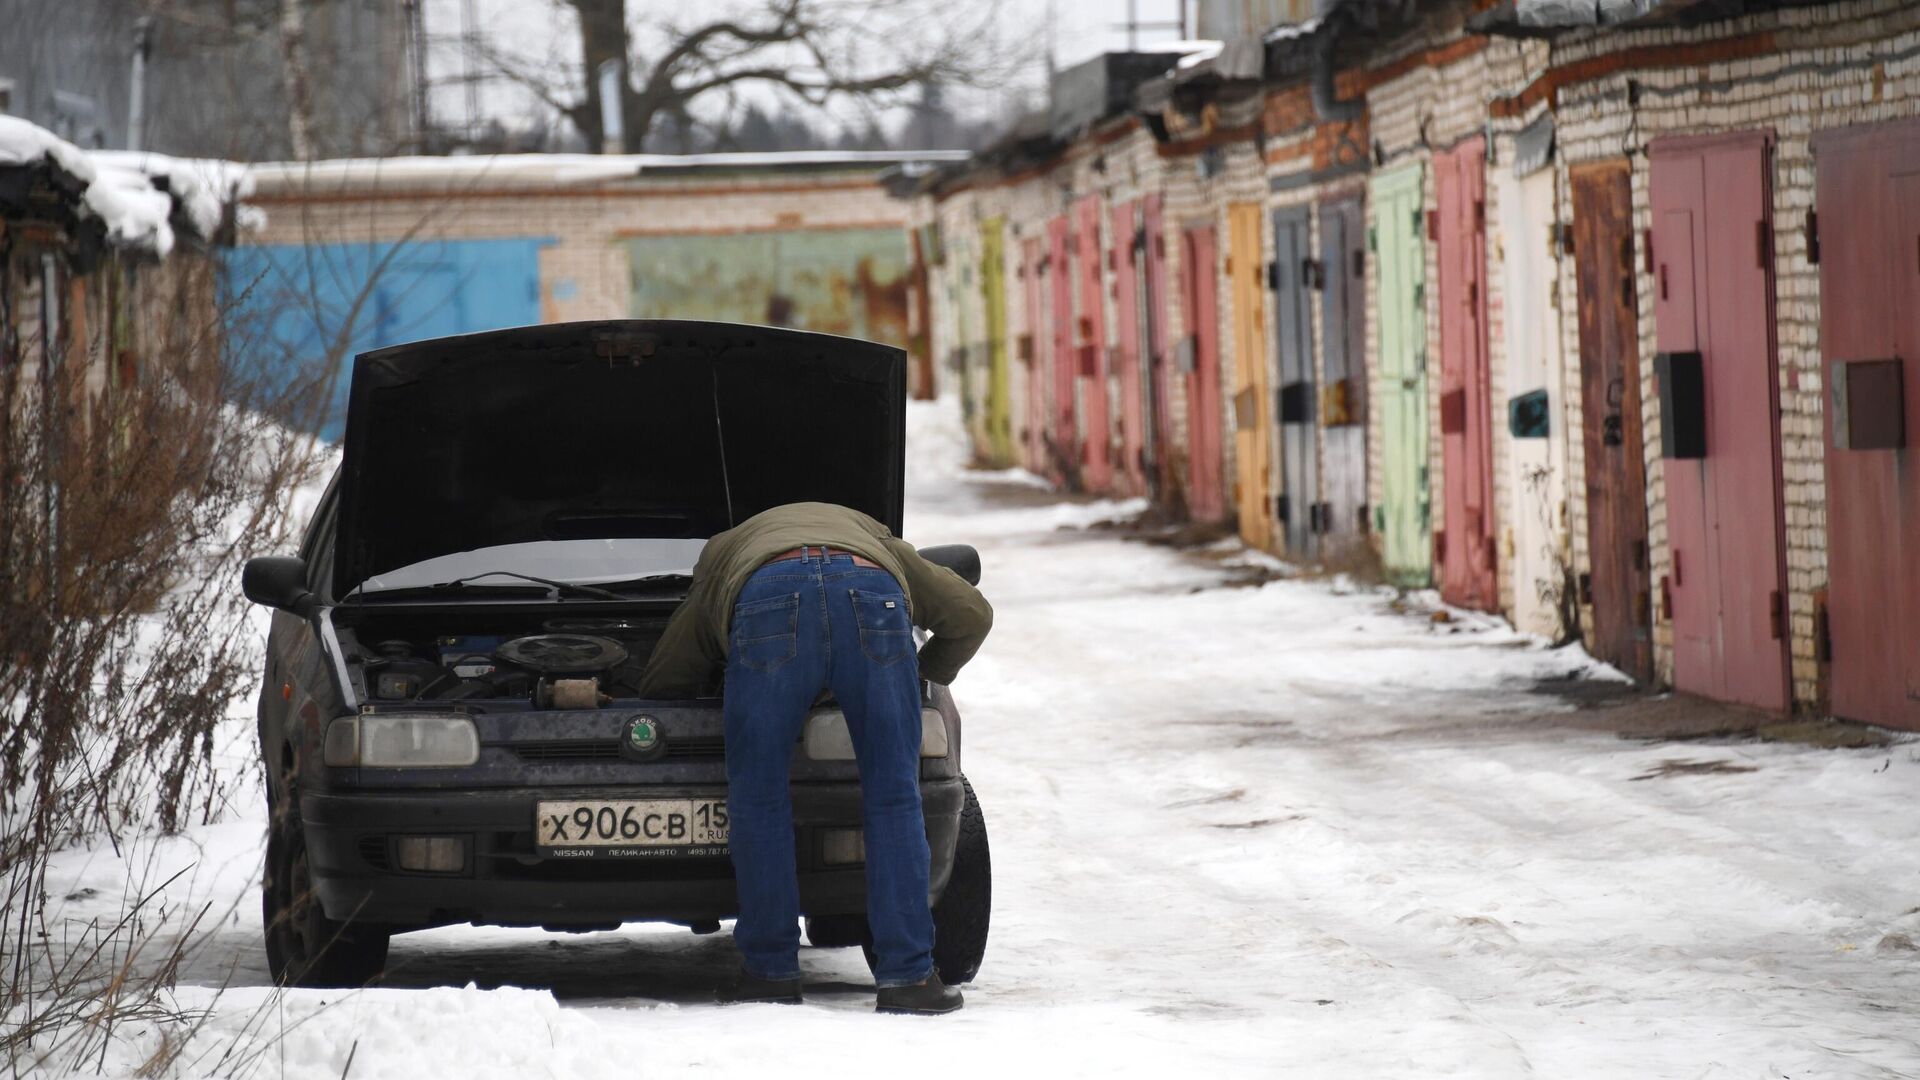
243,321,990,988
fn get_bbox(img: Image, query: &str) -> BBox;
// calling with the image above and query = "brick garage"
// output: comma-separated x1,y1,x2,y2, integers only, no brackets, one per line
920,0,1920,727
236,152,960,429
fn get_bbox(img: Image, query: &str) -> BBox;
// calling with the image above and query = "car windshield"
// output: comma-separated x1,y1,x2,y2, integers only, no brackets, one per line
350,538,706,596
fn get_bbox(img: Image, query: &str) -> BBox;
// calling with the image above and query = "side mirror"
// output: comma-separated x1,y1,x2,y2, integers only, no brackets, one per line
918,544,981,587
243,555,317,617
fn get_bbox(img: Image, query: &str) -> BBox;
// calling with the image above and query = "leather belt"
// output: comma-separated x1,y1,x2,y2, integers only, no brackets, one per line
768,545,882,569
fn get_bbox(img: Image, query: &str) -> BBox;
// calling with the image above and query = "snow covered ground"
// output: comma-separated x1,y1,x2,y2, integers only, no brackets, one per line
21,398,1920,1078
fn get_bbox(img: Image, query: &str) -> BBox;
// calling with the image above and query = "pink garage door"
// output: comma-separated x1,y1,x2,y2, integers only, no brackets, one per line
1813,118,1920,731
1181,223,1226,523
1074,196,1113,492
1434,136,1498,612
1650,133,1789,712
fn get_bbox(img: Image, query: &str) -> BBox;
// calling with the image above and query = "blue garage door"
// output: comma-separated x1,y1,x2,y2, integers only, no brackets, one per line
223,237,551,440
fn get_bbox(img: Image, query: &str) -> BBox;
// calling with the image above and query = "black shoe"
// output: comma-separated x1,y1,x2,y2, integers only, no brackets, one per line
717,969,803,1005
875,971,964,1015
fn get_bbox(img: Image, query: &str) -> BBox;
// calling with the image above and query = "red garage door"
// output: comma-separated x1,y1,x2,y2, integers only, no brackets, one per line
1650,132,1789,712
1435,136,1498,612
1813,117,1920,731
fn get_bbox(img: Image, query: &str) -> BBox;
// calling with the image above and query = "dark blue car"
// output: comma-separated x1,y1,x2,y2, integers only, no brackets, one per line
243,320,990,988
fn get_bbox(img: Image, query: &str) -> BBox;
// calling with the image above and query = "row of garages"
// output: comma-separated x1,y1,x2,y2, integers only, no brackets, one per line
910,0,1920,730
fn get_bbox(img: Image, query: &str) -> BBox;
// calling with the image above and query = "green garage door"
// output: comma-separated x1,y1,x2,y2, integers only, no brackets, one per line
627,227,909,346
1371,164,1431,586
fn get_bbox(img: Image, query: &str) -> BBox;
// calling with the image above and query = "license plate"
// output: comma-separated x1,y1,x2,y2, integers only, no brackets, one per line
536,798,729,858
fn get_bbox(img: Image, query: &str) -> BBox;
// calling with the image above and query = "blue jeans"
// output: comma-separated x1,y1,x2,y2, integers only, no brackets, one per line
723,552,934,988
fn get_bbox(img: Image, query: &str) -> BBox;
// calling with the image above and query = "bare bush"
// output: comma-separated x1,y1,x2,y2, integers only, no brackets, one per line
0,241,341,1073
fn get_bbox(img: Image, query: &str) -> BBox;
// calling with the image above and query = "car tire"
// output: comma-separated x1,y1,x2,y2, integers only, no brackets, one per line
851,777,993,984
263,765,390,988
930,776,991,984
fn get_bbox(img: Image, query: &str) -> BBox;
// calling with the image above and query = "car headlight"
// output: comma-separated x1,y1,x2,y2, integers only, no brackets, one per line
803,708,949,761
324,714,479,768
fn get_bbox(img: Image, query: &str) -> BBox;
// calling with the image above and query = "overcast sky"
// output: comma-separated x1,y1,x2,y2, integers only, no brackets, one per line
423,0,1192,144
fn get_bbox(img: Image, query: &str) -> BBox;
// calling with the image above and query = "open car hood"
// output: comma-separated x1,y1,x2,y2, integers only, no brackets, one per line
333,320,906,595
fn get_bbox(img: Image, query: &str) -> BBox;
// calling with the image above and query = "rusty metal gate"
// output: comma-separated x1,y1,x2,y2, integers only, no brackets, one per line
1181,222,1227,523
1319,196,1368,557
1571,162,1653,681
1650,133,1789,711
1813,117,1920,731
1434,137,1498,612
1075,196,1113,493
1229,203,1275,552
1272,205,1316,557
1112,201,1149,496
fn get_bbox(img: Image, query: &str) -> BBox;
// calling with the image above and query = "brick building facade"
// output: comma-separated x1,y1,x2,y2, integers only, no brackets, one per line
919,0,1920,728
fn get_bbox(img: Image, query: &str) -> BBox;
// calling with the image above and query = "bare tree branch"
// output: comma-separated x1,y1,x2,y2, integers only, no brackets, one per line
463,0,1024,152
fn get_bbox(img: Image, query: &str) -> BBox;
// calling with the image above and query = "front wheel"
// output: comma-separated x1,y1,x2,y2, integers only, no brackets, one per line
263,766,389,988
848,776,995,984
930,776,991,984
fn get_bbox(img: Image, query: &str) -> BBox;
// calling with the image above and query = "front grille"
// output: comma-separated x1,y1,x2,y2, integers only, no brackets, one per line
358,836,390,870
508,736,726,762
513,740,620,762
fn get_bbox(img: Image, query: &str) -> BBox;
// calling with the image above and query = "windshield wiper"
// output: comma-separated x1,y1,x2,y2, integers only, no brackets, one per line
594,572,693,591
424,570,627,601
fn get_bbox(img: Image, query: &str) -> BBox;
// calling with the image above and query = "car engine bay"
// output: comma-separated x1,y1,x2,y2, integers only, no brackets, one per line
336,611,674,705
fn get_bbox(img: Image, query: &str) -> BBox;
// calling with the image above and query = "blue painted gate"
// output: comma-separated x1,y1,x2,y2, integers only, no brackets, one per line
223,237,551,439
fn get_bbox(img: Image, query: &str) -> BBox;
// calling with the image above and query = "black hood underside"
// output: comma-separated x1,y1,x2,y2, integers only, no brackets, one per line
334,320,906,594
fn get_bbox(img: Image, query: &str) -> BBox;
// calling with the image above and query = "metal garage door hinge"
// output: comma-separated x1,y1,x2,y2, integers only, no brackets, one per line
1756,220,1772,269
1769,589,1784,641
1805,209,1820,266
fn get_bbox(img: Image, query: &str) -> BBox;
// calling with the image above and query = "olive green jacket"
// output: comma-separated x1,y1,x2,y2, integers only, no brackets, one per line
635,502,993,698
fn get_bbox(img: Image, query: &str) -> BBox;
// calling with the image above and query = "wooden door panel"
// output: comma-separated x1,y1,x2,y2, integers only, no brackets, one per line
1650,135,1789,710
1572,161,1654,682
1075,197,1112,492
1183,224,1227,522
1022,236,1049,475
1273,206,1315,556
1499,168,1568,639
1143,196,1178,505
1229,203,1275,551
1373,165,1431,584
1112,202,1147,496
1435,137,1497,611
980,219,1014,466
1816,119,1920,730
1046,216,1077,485
1320,198,1368,546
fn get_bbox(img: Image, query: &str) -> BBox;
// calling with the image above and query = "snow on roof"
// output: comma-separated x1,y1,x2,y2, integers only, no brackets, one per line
1174,41,1227,70
0,116,258,257
94,151,261,239
244,149,973,194
1129,38,1229,55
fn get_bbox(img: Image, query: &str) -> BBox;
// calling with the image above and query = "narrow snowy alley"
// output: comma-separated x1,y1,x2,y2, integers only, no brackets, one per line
34,401,1920,1079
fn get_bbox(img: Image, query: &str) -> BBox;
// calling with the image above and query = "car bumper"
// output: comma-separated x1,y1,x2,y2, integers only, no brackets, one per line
300,778,965,930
